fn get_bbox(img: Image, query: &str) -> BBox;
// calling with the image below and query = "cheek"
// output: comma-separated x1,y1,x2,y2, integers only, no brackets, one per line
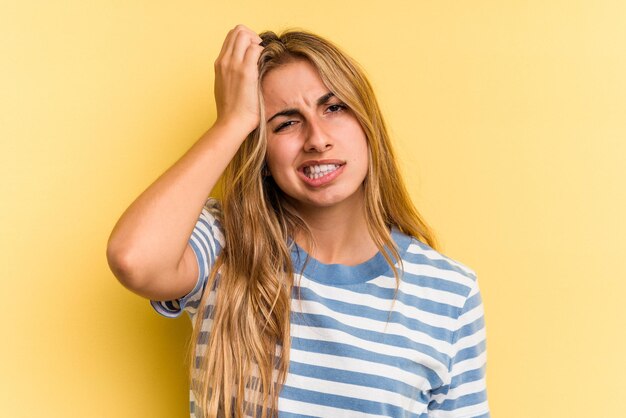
265,139,293,174
349,130,369,162
355,138,371,177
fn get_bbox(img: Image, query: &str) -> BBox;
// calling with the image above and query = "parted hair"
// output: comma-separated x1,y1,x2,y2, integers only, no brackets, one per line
189,29,438,418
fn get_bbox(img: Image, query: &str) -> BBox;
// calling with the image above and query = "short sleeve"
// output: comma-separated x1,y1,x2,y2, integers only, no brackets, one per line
428,278,490,418
150,198,224,319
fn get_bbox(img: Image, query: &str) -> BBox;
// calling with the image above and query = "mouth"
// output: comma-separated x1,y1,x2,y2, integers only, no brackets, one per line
298,160,346,186
302,163,342,179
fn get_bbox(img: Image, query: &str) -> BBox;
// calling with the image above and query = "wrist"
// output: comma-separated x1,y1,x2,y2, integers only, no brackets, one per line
213,115,258,139
212,116,258,141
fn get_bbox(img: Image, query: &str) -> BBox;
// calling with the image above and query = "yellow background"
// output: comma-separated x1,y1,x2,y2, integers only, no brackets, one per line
2,1,625,416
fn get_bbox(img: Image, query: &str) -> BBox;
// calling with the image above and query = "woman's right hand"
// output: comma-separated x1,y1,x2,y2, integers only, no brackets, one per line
213,25,264,136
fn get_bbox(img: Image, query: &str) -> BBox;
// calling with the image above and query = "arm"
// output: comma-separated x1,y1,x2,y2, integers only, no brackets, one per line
428,279,490,417
106,25,263,301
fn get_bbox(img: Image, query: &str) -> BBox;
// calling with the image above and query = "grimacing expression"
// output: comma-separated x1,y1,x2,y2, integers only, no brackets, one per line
262,59,369,213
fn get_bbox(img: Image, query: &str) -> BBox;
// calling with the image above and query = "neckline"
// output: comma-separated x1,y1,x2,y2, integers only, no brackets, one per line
290,228,413,286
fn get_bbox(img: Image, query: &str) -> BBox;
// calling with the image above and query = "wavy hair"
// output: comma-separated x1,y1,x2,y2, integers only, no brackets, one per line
189,29,438,418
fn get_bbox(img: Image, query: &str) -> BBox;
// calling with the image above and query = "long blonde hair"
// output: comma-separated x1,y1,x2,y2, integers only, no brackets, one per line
189,29,438,418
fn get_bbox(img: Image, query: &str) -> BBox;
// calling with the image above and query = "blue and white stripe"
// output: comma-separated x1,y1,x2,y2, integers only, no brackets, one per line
152,198,489,417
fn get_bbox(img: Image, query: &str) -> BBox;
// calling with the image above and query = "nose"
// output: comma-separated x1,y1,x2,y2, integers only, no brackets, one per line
303,119,332,153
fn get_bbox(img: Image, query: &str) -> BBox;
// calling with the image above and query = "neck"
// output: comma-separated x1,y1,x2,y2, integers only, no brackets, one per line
289,192,379,266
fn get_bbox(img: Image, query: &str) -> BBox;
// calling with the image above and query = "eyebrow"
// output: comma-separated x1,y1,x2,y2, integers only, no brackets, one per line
266,92,335,123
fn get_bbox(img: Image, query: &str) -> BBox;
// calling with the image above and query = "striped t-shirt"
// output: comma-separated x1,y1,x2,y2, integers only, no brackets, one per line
151,199,490,418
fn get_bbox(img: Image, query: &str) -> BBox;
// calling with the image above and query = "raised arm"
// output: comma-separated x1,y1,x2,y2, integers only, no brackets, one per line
106,25,263,301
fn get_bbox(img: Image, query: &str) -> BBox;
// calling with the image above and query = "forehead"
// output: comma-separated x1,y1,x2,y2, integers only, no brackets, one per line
261,59,330,110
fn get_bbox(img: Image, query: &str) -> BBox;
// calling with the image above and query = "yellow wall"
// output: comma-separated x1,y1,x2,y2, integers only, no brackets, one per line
2,1,625,416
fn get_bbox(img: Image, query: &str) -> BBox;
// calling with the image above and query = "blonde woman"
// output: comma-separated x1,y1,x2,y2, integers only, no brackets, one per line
107,24,490,418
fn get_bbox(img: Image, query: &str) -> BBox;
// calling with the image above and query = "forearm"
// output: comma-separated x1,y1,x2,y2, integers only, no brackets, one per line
106,120,248,288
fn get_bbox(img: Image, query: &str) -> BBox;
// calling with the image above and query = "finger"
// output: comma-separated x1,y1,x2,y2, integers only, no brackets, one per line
215,25,253,65
242,43,264,70
230,29,263,64
215,28,236,64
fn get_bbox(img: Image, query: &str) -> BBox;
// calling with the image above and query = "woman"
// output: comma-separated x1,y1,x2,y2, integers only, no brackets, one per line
107,25,489,418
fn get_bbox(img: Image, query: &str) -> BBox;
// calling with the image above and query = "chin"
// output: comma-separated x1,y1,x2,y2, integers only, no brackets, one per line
293,189,365,211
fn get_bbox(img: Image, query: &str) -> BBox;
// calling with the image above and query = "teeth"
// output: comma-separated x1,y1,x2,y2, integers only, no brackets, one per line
304,164,340,179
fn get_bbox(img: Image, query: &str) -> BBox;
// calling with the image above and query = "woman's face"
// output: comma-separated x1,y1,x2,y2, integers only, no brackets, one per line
262,59,369,213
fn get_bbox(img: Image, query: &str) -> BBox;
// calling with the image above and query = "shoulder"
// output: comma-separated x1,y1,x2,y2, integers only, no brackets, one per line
202,197,223,220
190,197,226,255
398,233,479,302
405,237,476,279
197,198,224,233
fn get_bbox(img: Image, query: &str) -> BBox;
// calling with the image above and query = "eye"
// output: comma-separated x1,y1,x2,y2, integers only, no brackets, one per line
273,120,298,133
326,103,347,113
